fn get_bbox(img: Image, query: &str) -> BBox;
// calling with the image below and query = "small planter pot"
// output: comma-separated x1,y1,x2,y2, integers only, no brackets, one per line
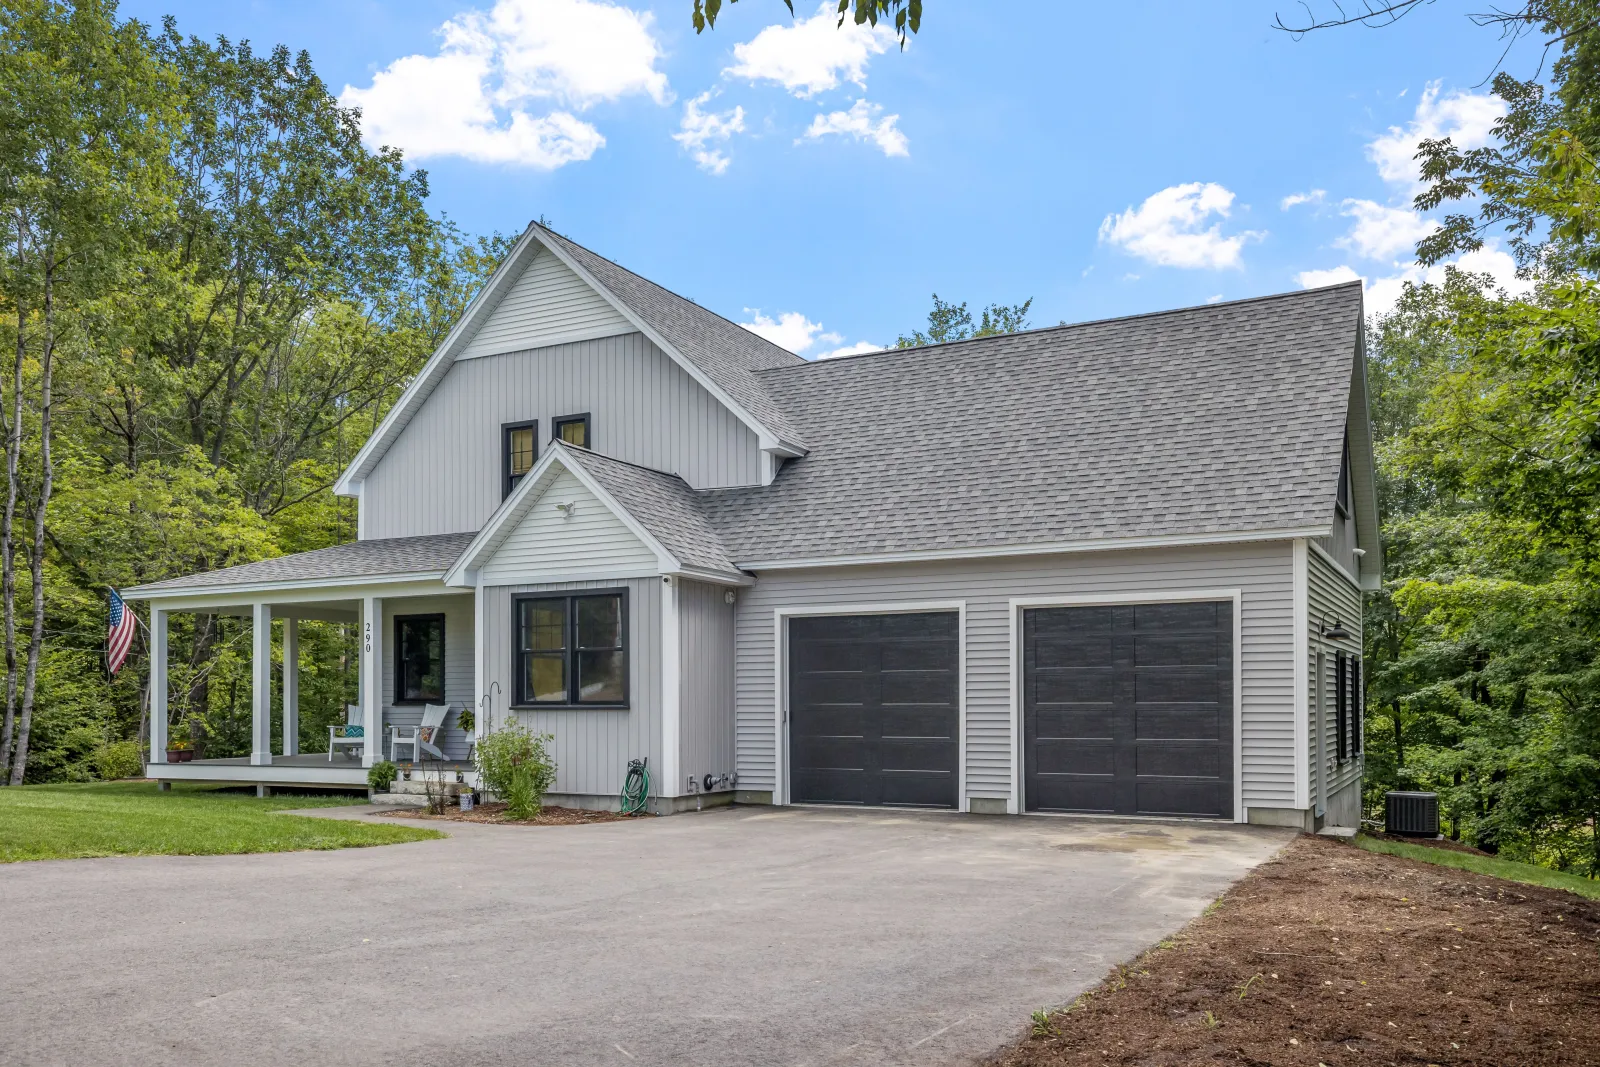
165,750,184,763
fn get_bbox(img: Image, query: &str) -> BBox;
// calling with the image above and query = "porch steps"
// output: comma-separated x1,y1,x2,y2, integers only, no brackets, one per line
368,792,429,808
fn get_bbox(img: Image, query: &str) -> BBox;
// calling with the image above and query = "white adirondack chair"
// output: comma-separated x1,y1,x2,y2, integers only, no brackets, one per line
328,704,365,761
391,703,450,762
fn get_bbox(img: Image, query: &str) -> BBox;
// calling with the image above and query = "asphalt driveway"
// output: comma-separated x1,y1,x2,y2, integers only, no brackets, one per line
0,805,1292,1067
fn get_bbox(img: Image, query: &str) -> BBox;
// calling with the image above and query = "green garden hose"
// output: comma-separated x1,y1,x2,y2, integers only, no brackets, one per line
620,757,650,815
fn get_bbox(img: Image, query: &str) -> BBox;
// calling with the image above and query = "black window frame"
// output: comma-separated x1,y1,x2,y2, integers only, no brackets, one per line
503,420,538,499
1351,654,1363,757
552,412,591,450
1335,650,1353,761
393,613,447,705
511,589,628,709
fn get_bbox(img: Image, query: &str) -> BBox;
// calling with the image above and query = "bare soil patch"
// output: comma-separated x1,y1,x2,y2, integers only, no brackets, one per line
382,803,644,826
989,834,1600,1067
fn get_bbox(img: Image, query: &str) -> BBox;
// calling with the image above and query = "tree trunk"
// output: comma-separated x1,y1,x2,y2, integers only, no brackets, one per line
1390,699,1405,784
9,253,54,785
1,213,25,783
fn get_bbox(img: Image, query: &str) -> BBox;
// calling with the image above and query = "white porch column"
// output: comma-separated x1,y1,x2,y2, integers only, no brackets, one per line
250,602,272,766
281,616,299,757
148,608,168,765
362,595,383,768
472,579,486,739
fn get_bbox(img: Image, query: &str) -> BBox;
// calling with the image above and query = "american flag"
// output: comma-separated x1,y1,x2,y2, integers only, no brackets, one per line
107,589,137,674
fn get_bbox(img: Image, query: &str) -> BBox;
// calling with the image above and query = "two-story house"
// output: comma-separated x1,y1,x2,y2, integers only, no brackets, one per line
129,222,1378,830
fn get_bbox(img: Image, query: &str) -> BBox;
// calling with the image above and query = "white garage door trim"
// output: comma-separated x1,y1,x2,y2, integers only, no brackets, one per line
1008,589,1244,822
774,601,968,811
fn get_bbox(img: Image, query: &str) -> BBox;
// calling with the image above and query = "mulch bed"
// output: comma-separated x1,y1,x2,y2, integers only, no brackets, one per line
381,803,644,826
988,834,1600,1067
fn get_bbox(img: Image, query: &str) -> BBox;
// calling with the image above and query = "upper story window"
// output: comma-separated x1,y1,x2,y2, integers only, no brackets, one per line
503,420,537,498
513,591,627,708
1336,432,1352,518
554,413,590,449
395,614,445,704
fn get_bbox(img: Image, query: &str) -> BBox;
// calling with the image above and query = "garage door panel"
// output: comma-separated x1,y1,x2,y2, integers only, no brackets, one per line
1032,738,1115,776
1032,706,1116,741
789,611,958,809
1025,602,1233,819
1137,742,1221,778
1135,667,1222,703
1136,780,1227,818
1135,707,1224,740
1134,633,1220,666
1031,668,1116,704
1029,774,1116,813
1133,601,1218,630
1031,633,1114,667
879,671,957,705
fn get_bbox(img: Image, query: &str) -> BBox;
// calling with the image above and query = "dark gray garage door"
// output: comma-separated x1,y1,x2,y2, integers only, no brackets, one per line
788,612,959,808
1023,601,1233,818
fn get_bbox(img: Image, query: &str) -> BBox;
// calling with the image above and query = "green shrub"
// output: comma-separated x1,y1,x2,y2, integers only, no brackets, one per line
475,722,556,819
92,740,145,781
367,760,397,791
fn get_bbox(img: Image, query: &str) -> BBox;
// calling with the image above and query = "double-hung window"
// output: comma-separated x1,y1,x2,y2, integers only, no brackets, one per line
514,591,627,707
1334,650,1362,761
553,413,589,449
395,614,445,704
503,421,537,498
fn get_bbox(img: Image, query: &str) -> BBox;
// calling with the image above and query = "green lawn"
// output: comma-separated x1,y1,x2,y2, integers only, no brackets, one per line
0,781,442,862
1354,833,1600,900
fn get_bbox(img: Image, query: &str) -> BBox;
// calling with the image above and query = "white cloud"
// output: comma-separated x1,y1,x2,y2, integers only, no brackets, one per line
1098,182,1264,270
673,91,745,174
816,340,881,360
1281,189,1326,210
1335,198,1440,261
740,309,878,359
1296,243,1533,317
1368,82,1503,190
340,0,668,168
726,4,896,98
799,99,908,157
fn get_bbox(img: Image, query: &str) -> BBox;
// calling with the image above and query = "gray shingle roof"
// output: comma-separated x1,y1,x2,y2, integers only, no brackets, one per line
698,283,1363,562
125,532,476,596
562,447,741,576
536,225,808,446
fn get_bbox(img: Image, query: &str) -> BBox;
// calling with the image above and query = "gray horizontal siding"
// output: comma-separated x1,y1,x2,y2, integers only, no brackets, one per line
1313,502,1360,584
734,541,1298,807
678,578,737,794
362,332,762,541
1308,546,1364,803
479,578,662,798
380,594,475,762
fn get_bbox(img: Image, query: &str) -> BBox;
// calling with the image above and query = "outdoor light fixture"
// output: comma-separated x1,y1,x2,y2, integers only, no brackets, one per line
1320,615,1351,641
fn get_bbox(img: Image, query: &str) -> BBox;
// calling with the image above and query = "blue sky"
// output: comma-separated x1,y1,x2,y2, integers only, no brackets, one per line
121,0,1537,357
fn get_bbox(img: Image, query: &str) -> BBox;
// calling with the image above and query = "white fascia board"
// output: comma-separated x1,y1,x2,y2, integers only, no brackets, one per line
668,566,753,587
443,442,680,586
130,576,455,611
738,525,1333,572
332,225,544,496
1349,323,1384,587
529,229,799,454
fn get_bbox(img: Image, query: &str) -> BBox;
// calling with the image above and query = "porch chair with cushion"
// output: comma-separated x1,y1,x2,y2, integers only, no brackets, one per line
391,703,450,763
328,704,365,761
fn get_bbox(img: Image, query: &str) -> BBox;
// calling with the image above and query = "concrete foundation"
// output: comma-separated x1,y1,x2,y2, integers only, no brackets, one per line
1323,776,1364,829
1246,805,1314,832
968,797,1010,815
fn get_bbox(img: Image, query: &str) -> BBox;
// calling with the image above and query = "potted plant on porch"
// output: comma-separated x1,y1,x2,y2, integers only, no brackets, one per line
165,736,193,763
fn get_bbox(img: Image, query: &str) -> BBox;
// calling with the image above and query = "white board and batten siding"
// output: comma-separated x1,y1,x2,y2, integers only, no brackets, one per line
361,332,764,541
458,248,632,359
1308,544,1364,809
735,541,1301,813
479,578,663,799
480,469,656,585
380,594,476,762
677,578,737,791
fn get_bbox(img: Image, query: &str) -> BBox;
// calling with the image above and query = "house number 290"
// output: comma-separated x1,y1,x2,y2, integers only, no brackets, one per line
363,621,372,654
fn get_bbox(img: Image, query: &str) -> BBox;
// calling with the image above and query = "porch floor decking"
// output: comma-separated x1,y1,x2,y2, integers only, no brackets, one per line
148,754,477,789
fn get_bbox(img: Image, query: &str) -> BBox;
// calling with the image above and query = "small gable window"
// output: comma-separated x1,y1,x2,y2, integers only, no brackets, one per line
554,413,590,449
514,591,627,707
1336,432,1353,518
395,614,445,704
503,421,537,498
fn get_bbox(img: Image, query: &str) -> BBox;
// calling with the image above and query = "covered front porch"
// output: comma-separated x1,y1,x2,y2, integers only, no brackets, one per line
128,547,488,792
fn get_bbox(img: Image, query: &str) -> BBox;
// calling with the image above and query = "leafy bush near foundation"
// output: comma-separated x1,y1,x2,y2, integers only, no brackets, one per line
367,761,397,791
475,723,556,819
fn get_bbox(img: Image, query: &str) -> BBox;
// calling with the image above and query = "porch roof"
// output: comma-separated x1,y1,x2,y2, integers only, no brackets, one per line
124,532,475,597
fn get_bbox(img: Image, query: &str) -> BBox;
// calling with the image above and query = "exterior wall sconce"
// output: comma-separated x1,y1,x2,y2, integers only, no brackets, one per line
1319,615,1351,641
